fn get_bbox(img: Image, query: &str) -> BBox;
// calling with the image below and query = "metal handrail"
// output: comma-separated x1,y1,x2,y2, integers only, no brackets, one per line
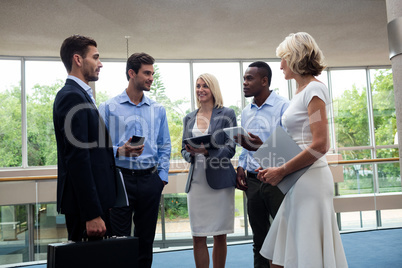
0,157,399,183
329,157,399,165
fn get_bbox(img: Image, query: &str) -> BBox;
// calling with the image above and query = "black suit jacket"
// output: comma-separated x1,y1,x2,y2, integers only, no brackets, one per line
181,107,237,193
53,79,117,222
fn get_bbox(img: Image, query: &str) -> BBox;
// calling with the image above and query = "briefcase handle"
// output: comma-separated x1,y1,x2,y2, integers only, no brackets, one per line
82,230,128,242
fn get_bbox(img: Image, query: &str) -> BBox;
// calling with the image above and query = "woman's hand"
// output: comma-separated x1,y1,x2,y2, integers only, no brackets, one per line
256,166,286,186
185,143,208,156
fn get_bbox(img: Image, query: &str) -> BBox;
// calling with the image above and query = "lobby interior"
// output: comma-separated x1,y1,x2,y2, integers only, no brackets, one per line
1,0,402,266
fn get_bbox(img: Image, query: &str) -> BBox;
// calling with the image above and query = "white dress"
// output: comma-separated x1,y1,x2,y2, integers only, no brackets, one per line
260,82,348,267
187,122,235,237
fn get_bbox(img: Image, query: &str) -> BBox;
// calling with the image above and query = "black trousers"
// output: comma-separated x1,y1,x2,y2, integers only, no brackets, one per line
65,210,112,242
245,172,285,268
110,167,164,268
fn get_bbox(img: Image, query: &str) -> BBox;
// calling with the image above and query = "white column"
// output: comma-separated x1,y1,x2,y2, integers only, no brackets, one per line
386,0,402,176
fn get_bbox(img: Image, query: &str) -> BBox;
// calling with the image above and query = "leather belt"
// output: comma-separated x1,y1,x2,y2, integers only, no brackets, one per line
118,166,157,176
247,171,258,178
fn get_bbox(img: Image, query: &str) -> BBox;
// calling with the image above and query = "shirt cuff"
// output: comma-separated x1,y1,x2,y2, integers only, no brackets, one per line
158,169,169,183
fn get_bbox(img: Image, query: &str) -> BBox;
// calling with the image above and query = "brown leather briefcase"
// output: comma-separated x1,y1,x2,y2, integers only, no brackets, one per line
47,236,138,268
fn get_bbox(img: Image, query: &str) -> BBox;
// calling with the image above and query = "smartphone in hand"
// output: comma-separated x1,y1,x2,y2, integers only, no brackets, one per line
130,135,145,146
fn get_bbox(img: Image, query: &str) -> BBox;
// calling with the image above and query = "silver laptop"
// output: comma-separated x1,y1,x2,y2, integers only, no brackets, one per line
253,126,311,194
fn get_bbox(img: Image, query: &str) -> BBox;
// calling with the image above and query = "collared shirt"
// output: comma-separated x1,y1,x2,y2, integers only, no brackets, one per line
98,90,171,182
67,75,96,105
238,90,289,173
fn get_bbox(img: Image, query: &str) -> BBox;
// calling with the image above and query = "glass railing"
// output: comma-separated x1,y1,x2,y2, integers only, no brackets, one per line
0,158,401,265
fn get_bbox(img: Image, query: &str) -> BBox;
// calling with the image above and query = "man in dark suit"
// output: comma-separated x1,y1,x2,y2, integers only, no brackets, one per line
53,35,117,241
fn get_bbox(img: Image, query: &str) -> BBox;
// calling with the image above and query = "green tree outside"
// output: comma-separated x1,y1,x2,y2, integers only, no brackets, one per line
0,68,398,189
27,81,62,166
333,69,399,194
147,65,189,160
0,86,22,167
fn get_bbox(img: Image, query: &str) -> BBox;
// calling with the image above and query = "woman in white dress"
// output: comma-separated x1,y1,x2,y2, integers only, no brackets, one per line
181,73,237,268
257,32,348,267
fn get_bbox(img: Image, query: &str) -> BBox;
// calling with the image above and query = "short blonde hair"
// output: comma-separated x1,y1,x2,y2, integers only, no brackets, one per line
276,32,327,76
195,73,224,109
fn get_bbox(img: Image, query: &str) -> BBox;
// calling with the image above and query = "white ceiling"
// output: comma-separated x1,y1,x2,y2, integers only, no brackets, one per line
0,0,391,67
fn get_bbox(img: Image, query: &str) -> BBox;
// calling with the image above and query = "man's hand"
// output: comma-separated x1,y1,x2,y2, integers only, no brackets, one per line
234,133,263,151
117,138,145,157
236,166,248,191
86,216,106,237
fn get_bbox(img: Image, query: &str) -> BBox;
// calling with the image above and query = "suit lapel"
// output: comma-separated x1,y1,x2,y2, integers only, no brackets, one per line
186,110,198,138
65,79,113,149
208,107,223,134
65,79,97,109
187,107,222,137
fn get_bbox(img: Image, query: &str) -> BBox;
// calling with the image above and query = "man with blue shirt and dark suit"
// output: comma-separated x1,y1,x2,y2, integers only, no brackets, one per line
53,35,117,241
234,61,290,268
99,52,171,268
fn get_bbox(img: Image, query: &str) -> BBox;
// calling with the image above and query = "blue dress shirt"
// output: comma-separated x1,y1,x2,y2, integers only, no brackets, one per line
238,90,289,173
98,90,171,183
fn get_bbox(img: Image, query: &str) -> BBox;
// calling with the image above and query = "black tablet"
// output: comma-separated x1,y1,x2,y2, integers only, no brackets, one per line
183,134,212,148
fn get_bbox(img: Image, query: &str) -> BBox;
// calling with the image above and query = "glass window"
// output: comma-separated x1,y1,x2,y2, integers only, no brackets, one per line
338,211,377,231
337,149,373,196
380,209,402,228
155,62,191,113
376,148,399,160
0,60,22,167
35,203,66,261
239,61,290,157
0,204,29,264
269,61,291,99
282,70,328,98
370,69,396,147
97,62,191,161
25,61,65,166
331,69,369,147
230,189,252,237
192,62,243,159
376,161,401,193
316,70,328,88
95,61,127,103
193,62,242,115
242,61,289,102
156,193,190,240
339,163,375,195
153,63,191,160
338,148,371,162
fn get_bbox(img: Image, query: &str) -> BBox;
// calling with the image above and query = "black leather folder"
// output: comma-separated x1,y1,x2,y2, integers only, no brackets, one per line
47,236,138,268
183,134,213,148
115,168,129,207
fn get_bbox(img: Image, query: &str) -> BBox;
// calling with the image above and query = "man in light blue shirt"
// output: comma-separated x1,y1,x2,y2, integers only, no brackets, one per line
234,61,289,268
99,52,171,268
